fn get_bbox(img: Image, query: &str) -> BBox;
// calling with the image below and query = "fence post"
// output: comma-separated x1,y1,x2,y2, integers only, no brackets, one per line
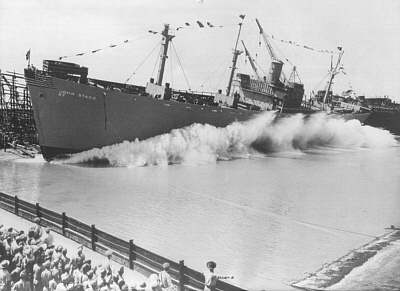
14,196,19,215
35,203,41,218
129,239,135,270
179,260,185,291
62,212,67,236
91,224,96,251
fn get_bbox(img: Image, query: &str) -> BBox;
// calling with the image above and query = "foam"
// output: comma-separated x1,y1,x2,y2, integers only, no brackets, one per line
64,111,397,167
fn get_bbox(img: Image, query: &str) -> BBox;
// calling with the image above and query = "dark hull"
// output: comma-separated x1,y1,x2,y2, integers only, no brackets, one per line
364,111,400,134
25,74,370,161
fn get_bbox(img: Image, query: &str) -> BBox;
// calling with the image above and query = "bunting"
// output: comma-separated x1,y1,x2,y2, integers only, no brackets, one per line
174,20,223,30
267,33,335,54
58,38,134,60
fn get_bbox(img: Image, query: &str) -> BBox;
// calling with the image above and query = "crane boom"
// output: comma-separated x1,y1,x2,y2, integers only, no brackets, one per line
255,18,279,62
241,40,262,80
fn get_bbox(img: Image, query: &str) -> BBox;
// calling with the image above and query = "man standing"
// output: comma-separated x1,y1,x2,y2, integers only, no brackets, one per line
158,263,172,291
203,261,233,291
11,270,31,291
0,260,11,291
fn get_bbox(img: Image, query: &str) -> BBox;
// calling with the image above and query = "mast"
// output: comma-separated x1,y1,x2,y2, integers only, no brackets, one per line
226,17,245,96
156,24,174,86
322,47,344,110
241,40,262,80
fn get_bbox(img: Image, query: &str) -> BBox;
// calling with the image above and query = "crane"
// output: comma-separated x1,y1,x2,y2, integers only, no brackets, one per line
255,18,280,62
254,18,288,84
241,40,262,80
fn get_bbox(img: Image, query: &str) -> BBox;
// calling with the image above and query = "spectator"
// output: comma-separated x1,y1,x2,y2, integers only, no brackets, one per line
42,230,53,250
203,261,233,291
0,260,11,291
158,263,172,291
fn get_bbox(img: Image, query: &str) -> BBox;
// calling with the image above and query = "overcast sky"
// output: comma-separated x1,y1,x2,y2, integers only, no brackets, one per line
1,0,399,100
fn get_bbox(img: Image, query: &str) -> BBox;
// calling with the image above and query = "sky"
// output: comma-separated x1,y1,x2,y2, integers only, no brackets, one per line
0,0,399,101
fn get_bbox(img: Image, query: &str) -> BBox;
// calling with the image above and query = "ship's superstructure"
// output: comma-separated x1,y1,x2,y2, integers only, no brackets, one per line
215,19,305,112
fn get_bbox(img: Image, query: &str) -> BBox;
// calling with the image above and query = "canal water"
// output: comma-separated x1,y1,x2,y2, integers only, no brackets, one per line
1,112,399,290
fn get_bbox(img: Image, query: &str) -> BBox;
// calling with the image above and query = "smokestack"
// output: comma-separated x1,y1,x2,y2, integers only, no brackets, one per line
269,60,283,85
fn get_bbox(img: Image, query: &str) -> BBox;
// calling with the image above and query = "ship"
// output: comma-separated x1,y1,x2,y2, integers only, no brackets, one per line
24,18,370,161
363,97,400,134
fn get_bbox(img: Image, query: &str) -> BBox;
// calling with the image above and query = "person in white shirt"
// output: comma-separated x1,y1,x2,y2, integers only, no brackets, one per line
158,263,172,291
43,229,54,249
203,261,233,291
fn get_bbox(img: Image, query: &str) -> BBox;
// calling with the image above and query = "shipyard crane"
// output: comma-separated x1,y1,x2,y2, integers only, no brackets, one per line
241,40,262,81
255,18,288,83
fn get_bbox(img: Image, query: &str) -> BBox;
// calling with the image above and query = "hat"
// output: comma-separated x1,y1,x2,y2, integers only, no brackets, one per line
61,273,69,282
105,250,113,257
0,260,9,269
162,263,170,270
34,217,41,223
206,261,216,269
56,245,63,252
81,263,90,273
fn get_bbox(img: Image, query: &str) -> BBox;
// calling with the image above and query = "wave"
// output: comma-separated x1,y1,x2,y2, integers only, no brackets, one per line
63,111,397,167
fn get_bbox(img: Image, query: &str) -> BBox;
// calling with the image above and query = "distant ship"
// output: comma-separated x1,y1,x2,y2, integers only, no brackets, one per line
363,97,400,134
24,18,370,161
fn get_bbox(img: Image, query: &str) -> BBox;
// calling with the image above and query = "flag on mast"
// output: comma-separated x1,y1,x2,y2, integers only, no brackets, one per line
239,14,246,20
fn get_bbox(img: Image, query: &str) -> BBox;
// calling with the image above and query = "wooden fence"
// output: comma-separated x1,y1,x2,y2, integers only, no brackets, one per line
0,192,243,291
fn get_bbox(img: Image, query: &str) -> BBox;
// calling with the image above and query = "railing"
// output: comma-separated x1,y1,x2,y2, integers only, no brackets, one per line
0,192,243,291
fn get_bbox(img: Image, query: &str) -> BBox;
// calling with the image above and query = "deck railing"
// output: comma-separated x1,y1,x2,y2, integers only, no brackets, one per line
0,192,243,291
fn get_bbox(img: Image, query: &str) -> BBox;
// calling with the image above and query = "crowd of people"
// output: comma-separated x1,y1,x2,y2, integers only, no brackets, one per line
0,218,176,291
0,217,234,291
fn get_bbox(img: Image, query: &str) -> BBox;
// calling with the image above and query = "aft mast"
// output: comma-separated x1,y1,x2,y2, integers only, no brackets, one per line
156,24,175,86
226,16,245,96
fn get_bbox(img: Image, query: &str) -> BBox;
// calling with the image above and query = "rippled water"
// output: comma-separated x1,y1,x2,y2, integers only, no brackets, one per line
0,114,399,290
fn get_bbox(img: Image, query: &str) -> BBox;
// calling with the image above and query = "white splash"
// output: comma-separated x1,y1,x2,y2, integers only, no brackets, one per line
64,111,397,167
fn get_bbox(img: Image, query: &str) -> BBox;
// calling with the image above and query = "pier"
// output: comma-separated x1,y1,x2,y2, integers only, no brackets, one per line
0,192,243,291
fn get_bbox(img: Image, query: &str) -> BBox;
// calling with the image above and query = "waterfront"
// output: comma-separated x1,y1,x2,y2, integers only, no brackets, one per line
1,116,399,290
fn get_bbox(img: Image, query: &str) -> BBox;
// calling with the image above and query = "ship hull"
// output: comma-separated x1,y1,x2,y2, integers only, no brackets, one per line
364,111,400,134
26,74,370,161
27,76,256,160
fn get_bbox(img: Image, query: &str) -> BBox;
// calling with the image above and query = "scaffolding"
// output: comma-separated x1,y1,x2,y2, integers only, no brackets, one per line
0,70,37,149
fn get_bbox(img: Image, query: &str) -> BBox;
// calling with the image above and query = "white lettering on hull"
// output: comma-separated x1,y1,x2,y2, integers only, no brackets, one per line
58,90,97,101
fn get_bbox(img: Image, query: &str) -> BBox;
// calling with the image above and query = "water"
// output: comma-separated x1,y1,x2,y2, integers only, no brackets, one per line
1,112,400,290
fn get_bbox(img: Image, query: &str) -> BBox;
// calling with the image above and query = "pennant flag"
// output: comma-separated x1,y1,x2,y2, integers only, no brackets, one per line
176,26,184,31
109,44,117,48
206,22,214,27
148,30,158,34
76,53,85,56
25,49,30,61
185,22,190,26
124,40,129,43
91,49,102,53
196,21,204,28
239,14,245,19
